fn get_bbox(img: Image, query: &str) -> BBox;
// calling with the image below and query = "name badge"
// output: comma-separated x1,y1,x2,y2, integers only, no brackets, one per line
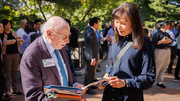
42,58,55,67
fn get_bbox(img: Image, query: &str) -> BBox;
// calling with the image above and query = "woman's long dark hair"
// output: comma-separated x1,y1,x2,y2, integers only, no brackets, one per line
24,21,35,34
112,2,145,50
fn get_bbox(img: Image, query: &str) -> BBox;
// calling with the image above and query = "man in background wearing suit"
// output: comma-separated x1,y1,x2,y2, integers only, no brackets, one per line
20,16,86,101
84,17,100,95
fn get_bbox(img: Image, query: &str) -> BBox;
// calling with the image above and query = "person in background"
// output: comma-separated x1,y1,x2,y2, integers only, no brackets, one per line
20,16,86,101
102,22,111,58
16,20,27,38
99,2,156,101
173,25,180,82
170,21,175,31
106,19,115,67
95,29,110,72
152,20,172,88
34,19,41,34
0,21,9,101
65,19,79,75
102,23,110,35
17,20,27,56
21,21,36,55
166,21,176,74
151,23,159,38
143,24,148,35
1,19,24,100
84,17,100,95
172,23,179,37
148,25,152,38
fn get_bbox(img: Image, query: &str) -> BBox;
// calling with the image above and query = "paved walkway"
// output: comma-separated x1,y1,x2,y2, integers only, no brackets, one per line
8,59,180,101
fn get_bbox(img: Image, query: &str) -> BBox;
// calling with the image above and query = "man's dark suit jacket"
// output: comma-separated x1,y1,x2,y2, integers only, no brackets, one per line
20,36,77,101
84,26,98,63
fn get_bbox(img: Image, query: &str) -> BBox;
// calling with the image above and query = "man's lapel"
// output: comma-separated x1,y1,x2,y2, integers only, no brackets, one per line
39,36,61,84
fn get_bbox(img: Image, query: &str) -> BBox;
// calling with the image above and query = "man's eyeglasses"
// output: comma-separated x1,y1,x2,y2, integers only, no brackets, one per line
50,29,71,40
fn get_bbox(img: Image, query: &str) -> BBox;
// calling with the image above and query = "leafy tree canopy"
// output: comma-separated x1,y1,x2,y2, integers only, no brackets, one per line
0,0,179,35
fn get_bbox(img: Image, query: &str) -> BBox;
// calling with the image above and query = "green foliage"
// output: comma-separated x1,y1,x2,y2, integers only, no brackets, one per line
139,0,180,28
0,0,179,34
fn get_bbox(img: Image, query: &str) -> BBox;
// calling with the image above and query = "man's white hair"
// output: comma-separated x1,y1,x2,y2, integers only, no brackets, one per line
41,16,70,35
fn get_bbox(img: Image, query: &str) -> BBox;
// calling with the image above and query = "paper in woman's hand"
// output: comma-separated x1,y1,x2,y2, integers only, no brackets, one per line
81,78,108,90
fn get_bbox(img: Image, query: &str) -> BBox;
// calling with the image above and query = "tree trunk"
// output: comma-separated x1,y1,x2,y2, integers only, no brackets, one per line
37,0,47,21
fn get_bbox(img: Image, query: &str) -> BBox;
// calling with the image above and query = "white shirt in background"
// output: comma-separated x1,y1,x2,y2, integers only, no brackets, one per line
16,28,25,38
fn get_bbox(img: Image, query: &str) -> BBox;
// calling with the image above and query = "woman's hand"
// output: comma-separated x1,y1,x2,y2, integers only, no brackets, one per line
98,80,106,89
103,73,109,79
108,76,125,88
98,73,110,89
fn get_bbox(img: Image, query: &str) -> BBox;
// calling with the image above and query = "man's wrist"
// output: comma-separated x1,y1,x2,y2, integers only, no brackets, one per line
73,82,79,87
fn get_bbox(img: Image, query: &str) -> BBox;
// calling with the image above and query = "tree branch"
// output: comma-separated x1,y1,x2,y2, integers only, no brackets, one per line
97,12,108,18
22,0,30,9
79,0,97,24
37,0,47,21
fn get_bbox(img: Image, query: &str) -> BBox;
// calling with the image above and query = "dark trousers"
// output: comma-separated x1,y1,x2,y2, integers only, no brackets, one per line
101,42,108,57
175,49,180,79
67,46,75,74
167,47,176,73
0,61,5,100
3,53,20,93
84,62,96,86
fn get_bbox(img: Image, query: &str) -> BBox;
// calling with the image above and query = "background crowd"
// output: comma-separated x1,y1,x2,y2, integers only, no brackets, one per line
0,10,180,101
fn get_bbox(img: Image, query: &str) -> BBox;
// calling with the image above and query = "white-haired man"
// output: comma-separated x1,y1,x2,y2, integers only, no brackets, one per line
20,16,86,101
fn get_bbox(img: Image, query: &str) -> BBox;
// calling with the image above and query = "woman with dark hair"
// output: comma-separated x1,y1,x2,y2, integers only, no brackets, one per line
20,21,36,54
1,19,24,99
99,2,156,101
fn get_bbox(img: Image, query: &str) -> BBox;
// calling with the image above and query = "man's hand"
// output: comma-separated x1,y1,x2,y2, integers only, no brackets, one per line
164,37,172,44
74,84,88,94
90,59,96,66
158,37,172,45
106,36,112,42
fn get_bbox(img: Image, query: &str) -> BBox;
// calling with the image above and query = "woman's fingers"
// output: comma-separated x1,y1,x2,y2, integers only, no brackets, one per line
108,76,125,88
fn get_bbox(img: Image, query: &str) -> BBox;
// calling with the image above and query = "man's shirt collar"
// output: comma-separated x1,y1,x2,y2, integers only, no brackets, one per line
43,35,55,55
90,26,96,32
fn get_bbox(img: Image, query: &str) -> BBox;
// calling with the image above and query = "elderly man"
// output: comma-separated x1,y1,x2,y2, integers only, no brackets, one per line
20,16,86,101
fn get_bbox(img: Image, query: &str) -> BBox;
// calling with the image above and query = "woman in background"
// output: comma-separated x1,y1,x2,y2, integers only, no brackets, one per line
1,19,24,99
